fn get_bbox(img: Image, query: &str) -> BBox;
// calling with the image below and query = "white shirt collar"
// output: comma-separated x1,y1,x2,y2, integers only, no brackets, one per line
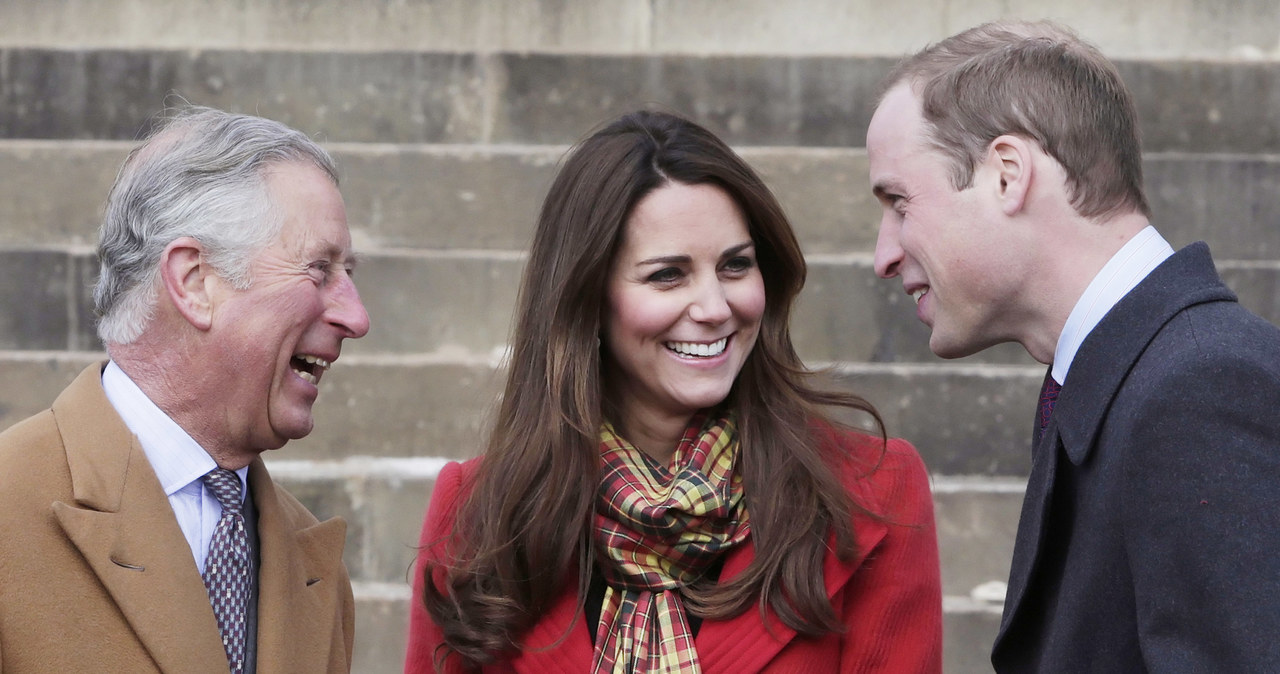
1053,226,1175,385
101,361,247,499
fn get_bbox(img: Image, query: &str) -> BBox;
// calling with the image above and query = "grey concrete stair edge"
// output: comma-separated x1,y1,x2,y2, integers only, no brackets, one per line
2,49,1280,153
270,461,1022,597
4,141,1280,260
354,591,1003,674
2,0,1278,62
1,247,1274,367
0,354,1042,475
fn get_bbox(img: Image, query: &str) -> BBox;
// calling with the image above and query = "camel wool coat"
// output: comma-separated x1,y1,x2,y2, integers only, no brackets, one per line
0,363,355,673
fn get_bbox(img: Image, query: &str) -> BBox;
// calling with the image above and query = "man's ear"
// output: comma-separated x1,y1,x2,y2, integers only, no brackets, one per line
987,134,1035,216
159,236,216,331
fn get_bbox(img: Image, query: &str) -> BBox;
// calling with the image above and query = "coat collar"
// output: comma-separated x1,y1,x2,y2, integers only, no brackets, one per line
252,460,350,673
52,363,230,674
995,242,1236,651
1052,241,1235,466
50,362,349,673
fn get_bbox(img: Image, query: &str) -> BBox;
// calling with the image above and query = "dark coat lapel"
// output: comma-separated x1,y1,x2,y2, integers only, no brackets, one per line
994,242,1237,649
50,364,229,674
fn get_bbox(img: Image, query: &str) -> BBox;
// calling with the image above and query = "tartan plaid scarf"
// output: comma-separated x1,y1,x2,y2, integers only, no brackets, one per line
590,413,750,674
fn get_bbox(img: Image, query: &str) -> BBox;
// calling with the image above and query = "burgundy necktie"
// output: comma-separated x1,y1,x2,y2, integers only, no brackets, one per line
202,468,251,673
1038,370,1062,434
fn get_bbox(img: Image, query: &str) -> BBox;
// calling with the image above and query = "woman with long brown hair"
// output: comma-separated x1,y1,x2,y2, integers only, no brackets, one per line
405,110,942,673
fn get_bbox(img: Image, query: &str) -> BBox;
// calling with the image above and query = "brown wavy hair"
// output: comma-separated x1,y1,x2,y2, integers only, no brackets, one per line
423,110,886,670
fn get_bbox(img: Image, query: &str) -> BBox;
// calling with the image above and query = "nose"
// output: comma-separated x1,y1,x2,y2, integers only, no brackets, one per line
687,278,732,325
873,215,904,279
327,275,371,339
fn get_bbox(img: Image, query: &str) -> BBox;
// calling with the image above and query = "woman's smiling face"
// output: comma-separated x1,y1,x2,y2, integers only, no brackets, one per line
602,181,765,435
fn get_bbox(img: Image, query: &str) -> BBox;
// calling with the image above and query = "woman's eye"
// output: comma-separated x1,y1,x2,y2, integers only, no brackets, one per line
646,267,682,284
723,256,755,273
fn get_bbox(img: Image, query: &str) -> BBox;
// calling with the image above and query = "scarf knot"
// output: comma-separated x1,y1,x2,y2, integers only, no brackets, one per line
591,413,749,674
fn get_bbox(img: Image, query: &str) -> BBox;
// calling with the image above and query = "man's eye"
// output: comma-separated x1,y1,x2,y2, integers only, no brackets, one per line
308,261,333,281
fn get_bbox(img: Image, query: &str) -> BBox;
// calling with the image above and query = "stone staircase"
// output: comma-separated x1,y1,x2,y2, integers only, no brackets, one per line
2,2,1278,671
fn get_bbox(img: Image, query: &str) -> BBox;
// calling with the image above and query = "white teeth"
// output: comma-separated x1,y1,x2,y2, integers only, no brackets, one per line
666,338,727,358
911,289,926,305
300,354,331,369
293,354,330,385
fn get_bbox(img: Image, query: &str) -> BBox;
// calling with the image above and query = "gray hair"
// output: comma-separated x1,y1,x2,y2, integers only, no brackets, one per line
94,106,339,344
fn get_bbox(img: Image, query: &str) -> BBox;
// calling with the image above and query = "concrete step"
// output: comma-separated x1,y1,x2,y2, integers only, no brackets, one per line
3,247,1276,369
4,141,1280,261
3,0,1277,62
0,354,1026,669
268,463,1024,595
0,354,1042,476
3,49,1280,153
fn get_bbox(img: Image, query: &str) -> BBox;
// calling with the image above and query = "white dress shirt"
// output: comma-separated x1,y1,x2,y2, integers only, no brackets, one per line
1053,226,1175,385
101,361,249,574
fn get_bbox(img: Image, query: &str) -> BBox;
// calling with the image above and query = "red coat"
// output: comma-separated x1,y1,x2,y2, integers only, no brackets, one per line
405,429,942,673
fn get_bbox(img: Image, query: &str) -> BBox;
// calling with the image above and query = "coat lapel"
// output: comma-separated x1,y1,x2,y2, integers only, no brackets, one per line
992,413,1060,650
696,519,886,672
251,460,349,674
51,364,229,674
508,521,886,674
995,243,1238,651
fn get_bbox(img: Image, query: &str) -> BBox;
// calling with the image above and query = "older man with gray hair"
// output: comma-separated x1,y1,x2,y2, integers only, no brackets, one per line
0,106,368,673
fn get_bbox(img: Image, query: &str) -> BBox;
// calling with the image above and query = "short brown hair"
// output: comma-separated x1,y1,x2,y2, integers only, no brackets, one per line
884,20,1150,219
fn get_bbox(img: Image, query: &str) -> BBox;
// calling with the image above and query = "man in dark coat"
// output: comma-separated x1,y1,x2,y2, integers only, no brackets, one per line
866,19,1280,672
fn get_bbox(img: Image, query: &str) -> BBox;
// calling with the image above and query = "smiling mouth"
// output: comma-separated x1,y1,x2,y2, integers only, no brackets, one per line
665,337,728,358
291,354,331,385
911,288,928,305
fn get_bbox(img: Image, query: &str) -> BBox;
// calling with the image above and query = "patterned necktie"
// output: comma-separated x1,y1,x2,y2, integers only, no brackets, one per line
1038,370,1062,434
202,468,251,673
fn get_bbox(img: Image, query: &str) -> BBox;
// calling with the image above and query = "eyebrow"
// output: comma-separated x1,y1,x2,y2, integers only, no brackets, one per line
872,178,906,201
635,241,755,266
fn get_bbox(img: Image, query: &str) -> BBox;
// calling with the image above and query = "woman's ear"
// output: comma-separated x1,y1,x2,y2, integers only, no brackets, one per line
987,134,1035,216
158,236,215,331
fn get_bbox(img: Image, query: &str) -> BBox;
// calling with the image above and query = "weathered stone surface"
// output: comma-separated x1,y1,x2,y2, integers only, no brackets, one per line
271,361,501,462
5,0,1279,62
1146,155,1280,260
0,49,489,143
821,366,1042,477
6,50,1279,153
352,593,411,674
944,606,1004,673
0,355,97,427
31,248,1280,371
492,54,893,148
336,146,555,250
344,252,523,357
0,0,656,54
933,483,1023,597
0,250,74,350
0,141,121,246
275,472,432,585
8,146,1280,270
